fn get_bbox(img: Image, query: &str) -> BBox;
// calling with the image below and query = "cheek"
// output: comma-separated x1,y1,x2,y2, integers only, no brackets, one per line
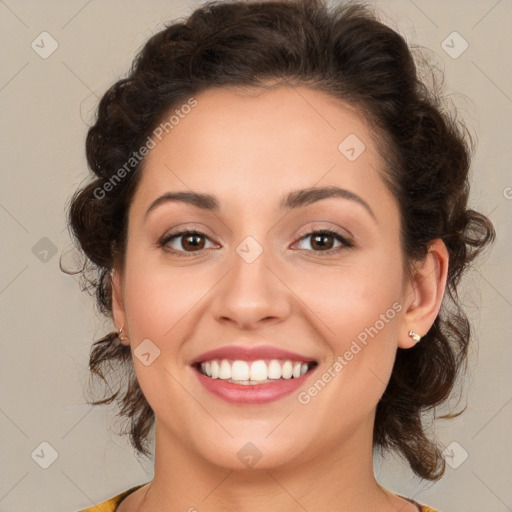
290,248,404,403
291,250,404,346
122,254,215,342
293,266,403,435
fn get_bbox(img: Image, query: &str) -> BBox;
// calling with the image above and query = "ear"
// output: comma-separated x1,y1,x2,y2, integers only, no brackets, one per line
111,267,129,346
398,238,449,349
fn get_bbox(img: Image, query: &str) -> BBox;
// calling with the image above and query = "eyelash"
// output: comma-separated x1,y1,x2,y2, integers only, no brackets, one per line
157,228,354,258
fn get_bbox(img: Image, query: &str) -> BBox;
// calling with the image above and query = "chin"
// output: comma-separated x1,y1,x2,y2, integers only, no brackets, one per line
191,430,308,471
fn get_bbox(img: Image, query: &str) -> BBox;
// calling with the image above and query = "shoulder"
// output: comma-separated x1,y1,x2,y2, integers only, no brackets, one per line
395,492,440,512
77,483,147,512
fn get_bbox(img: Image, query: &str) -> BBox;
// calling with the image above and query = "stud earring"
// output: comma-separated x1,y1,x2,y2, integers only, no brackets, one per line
408,330,421,343
118,324,129,343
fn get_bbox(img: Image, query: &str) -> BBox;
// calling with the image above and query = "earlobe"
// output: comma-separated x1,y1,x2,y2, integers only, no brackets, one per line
111,268,128,345
398,239,449,349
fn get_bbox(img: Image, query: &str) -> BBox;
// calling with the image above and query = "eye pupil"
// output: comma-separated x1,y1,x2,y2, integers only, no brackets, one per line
183,233,205,250
311,233,334,250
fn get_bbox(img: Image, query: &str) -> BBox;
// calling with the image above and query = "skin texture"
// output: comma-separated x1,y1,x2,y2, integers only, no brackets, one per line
111,86,448,512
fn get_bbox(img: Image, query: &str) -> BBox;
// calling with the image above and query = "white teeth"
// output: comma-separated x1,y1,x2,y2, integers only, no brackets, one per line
210,360,219,379
267,360,282,379
199,358,313,382
219,360,231,380
281,360,293,379
231,360,250,381
249,360,267,381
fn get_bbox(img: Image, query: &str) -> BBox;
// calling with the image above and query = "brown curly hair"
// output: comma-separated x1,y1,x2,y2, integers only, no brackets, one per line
63,0,495,480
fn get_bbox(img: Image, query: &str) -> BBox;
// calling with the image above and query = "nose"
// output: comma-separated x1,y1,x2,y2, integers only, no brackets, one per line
210,244,292,331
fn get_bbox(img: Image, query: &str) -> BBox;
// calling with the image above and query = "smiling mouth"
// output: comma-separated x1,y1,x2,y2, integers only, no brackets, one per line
192,359,318,385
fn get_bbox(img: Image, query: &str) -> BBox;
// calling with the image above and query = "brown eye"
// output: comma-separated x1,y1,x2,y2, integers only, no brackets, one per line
159,230,216,255
310,233,335,251
181,233,206,251
294,229,353,254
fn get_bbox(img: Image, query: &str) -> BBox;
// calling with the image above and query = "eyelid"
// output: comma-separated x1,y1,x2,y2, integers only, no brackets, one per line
294,221,354,245
158,223,218,243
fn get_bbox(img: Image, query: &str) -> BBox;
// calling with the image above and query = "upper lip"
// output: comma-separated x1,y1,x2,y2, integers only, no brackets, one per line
190,345,317,365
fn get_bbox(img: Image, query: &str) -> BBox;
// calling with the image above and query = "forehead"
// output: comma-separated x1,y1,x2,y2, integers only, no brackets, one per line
131,85,396,218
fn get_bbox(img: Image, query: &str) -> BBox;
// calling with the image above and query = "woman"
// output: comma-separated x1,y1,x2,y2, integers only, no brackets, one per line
66,0,495,510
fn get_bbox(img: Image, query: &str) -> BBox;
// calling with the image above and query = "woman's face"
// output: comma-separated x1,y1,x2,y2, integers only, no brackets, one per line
112,85,417,470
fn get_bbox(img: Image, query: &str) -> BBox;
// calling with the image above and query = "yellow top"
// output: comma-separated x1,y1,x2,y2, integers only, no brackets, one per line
79,484,146,512
78,484,440,512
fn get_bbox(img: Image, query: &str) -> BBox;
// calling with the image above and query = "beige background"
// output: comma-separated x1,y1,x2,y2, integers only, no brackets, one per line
0,0,511,511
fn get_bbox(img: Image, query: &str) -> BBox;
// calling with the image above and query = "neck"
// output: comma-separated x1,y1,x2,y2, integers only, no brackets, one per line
139,416,408,512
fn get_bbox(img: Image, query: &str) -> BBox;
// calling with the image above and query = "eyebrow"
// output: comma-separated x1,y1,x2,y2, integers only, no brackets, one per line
144,186,376,222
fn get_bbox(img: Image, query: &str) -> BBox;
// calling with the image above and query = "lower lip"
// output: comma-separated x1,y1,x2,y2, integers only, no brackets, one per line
193,367,316,404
